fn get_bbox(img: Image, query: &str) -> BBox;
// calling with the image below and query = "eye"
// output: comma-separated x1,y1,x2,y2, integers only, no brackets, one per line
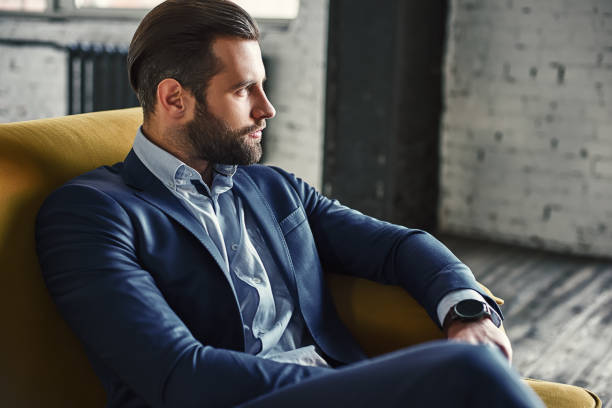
235,87,248,97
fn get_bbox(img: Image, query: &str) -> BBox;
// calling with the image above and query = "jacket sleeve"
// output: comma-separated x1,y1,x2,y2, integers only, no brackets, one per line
270,167,502,325
35,184,330,408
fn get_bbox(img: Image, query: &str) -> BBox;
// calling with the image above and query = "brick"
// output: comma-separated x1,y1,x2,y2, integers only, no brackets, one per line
591,156,612,179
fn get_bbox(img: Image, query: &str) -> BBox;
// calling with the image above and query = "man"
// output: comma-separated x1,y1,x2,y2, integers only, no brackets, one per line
35,1,543,407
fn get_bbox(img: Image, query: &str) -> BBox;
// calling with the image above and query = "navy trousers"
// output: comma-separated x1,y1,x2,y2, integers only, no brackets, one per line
239,341,544,407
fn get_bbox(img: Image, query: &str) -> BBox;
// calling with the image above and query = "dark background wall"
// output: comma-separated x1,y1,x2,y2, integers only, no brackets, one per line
324,0,448,230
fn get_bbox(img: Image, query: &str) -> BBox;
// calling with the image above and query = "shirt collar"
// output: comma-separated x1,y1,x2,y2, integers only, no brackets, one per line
132,127,237,194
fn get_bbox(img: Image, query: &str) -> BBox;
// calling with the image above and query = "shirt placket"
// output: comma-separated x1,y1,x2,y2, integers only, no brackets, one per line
178,177,230,272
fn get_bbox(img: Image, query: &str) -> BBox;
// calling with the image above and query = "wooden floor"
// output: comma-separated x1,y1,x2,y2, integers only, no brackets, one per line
439,234,612,407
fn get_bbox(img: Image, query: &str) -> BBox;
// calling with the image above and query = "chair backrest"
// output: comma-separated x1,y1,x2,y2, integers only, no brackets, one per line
0,108,142,408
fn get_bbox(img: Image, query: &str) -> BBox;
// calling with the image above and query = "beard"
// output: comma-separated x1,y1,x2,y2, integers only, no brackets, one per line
184,100,264,166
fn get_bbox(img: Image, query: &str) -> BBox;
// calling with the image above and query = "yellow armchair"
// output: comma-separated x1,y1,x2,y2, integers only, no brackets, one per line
0,109,601,407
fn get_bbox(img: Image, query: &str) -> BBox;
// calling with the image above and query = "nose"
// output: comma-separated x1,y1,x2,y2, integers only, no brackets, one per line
252,89,276,121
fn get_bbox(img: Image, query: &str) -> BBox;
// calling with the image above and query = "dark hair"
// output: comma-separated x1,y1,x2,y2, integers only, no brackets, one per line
127,0,259,119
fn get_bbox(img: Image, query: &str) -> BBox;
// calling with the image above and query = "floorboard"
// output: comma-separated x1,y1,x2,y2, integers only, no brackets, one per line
439,234,612,406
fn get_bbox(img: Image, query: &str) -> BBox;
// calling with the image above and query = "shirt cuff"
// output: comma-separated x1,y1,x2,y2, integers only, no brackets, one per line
436,289,487,326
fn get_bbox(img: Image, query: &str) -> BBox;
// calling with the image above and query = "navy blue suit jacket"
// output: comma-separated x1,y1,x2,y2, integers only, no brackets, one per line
36,150,498,408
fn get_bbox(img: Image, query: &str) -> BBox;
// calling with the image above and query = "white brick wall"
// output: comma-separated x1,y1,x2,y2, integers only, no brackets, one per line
0,45,66,121
259,0,329,189
440,0,612,256
0,0,328,189
0,17,139,123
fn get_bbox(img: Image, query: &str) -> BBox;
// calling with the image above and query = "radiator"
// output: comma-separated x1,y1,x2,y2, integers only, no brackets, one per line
67,44,139,115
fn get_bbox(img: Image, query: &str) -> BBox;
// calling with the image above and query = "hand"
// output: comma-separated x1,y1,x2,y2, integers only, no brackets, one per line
445,317,513,363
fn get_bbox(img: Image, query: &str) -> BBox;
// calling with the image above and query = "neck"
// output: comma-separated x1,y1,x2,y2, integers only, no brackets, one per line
141,122,213,186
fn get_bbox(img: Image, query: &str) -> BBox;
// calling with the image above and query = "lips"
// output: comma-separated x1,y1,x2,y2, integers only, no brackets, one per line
248,127,265,139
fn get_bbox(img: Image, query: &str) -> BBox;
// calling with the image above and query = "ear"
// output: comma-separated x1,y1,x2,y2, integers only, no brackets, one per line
156,78,194,120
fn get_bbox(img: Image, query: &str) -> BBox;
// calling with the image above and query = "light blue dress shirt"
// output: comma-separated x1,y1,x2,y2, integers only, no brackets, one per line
133,128,328,367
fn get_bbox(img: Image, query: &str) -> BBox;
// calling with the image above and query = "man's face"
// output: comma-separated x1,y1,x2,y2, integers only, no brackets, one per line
184,38,275,165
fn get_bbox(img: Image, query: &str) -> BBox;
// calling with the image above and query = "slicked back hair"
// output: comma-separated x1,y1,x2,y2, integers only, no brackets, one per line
127,0,259,120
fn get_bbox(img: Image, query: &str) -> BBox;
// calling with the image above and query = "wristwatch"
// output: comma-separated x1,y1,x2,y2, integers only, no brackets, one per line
443,299,502,330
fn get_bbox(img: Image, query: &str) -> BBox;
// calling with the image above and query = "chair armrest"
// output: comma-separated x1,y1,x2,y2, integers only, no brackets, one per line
326,273,445,357
327,273,505,357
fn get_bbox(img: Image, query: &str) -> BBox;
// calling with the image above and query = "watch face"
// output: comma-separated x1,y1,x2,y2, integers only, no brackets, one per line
455,299,486,318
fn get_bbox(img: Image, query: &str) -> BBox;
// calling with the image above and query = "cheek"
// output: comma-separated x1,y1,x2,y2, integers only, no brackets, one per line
210,96,252,128
228,104,250,124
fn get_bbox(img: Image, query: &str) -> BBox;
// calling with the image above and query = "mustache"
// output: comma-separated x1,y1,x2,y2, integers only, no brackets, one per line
239,120,266,135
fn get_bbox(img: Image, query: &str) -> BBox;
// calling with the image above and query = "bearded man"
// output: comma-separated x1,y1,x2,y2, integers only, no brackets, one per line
35,1,543,407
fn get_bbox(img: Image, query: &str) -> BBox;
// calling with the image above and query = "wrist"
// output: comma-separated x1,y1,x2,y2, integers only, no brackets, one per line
443,299,502,332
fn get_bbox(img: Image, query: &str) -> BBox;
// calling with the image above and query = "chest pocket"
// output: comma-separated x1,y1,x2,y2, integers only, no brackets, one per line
279,206,306,236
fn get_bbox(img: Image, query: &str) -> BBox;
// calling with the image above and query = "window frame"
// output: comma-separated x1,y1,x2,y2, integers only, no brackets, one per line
0,0,296,25
0,0,145,20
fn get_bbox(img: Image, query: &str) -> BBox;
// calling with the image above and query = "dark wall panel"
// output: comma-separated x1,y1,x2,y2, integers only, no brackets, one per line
324,0,448,230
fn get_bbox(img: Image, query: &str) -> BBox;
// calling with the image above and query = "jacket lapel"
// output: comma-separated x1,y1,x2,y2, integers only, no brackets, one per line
121,150,228,274
232,169,298,296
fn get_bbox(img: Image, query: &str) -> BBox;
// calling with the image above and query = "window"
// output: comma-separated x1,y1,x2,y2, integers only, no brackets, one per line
0,0,46,12
0,0,300,20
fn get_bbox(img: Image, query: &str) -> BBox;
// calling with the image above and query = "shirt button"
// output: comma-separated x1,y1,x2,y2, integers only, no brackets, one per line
231,243,239,251
252,277,262,284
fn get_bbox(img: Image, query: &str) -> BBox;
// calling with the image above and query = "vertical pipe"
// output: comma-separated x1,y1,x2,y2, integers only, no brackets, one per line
101,46,112,110
108,46,118,110
112,46,122,110
79,44,86,114
85,48,94,113
122,48,133,109
93,44,103,112
119,49,130,109
67,46,74,115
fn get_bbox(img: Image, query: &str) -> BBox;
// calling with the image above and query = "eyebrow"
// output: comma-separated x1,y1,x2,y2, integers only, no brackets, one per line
229,77,267,91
